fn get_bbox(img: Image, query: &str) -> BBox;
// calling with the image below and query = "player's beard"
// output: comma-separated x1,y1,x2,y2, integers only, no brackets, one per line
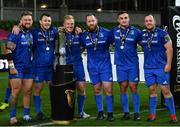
146,24,155,31
87,24,98,32
22,24,31,30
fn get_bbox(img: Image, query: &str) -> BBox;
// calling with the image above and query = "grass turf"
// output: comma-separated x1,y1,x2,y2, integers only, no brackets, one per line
0,72,180,126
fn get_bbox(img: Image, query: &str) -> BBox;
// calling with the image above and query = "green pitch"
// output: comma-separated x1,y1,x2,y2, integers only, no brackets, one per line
0,72,180,126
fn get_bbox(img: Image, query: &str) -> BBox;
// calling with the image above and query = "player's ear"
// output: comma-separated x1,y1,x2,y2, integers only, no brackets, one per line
39,20,42,25
20,19,23,25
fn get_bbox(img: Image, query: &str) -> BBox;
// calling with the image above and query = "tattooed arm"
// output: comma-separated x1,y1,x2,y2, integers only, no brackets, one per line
6,41,18,74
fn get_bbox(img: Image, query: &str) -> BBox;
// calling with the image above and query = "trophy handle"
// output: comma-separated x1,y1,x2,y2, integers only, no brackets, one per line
54,32,60,65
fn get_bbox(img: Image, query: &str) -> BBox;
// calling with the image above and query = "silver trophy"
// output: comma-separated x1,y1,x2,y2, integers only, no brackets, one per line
54,29,66,70
59,31,66,65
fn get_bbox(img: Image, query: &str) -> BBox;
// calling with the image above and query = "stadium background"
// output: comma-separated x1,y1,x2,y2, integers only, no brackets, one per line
0,0,180,126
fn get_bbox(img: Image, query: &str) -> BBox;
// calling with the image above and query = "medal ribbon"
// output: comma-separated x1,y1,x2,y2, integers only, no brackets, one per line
88,27,99,50
146,31,154,49
65,32,75,58
22,29,33,60
41,29,50,49
65,32,75,50
119,27,130,48
22,29,33,51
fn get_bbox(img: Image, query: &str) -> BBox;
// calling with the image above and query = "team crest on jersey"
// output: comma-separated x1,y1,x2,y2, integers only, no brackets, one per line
50,31,54,34
130,30,134,35
142,33,146,37
154,33,158,37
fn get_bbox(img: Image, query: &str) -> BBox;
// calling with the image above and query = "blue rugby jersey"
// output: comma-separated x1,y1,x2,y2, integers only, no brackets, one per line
65,32,83,64
7,30,33,68
31,27,58,67
79,26,112,70
141,27,169,69
111,26,141,67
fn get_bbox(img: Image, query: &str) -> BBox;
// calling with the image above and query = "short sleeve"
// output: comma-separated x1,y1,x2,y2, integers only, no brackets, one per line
161,30,171,45
136,29,142,43
7,33,18,45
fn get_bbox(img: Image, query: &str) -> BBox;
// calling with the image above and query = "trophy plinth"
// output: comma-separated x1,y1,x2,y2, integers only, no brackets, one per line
50,29,75,124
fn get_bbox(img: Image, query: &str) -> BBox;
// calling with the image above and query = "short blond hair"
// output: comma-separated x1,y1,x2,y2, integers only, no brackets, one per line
64,15,74,21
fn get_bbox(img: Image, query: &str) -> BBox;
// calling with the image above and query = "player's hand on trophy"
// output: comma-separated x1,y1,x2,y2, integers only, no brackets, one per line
75,26,82,34
58,26,65,33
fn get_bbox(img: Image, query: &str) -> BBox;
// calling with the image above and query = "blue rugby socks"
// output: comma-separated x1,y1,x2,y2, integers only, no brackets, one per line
164,97,176,115
106,95,113,113
95,94,103,112
78,94,86,113
120,93,129,113
5,87,11,103
33,95,41,113
10,108,16,118
149,96,157,114
23,107,30,116
132,92,140,113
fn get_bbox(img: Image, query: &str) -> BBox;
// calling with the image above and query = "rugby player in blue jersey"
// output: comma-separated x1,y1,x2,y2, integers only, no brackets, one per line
111,11,141,121
32,13,58,120
61,15,90,119
6,11,34,125
141,14,177,122
12,13,57,121
80,14,114,121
